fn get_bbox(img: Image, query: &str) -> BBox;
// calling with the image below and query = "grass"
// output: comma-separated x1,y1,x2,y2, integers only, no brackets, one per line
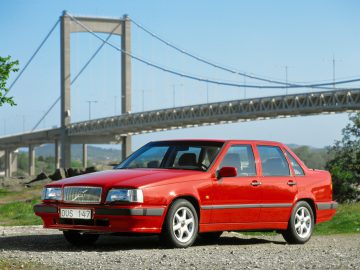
0,186,43,204
0,200,42,226
0,258,47,270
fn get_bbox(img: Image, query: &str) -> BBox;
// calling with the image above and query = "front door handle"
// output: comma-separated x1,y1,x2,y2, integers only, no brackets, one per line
251,180,262,186
287,180,297,186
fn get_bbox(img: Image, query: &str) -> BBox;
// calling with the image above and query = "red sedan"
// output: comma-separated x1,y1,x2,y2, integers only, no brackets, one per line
34,140,337,248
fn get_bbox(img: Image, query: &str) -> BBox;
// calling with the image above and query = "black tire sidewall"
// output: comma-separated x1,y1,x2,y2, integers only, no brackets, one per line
163,199,199,248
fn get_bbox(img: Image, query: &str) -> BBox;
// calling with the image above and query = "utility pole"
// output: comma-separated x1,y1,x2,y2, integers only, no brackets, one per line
2,119,5,136
86,100,98,120
172,84,183,107
285,66,288,95
142,89,145,111
113,96,117,115
244,73,247,99
206,83,209,103
333,55,336,89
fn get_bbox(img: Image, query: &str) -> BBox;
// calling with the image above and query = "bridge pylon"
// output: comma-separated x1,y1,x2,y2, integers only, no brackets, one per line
60,11,132,168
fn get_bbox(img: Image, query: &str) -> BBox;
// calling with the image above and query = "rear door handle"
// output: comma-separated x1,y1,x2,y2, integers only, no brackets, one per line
287,180,297,186
251,180,262,186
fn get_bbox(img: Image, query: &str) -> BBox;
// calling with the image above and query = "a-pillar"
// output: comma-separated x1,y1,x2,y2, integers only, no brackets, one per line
82,144,87,169
28,145,36,176
55,139,60,169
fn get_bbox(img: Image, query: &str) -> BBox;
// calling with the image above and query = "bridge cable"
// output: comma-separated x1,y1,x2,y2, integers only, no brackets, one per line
131,18,358,89
67,13,360,89
5,19,60,97
31,31,115,131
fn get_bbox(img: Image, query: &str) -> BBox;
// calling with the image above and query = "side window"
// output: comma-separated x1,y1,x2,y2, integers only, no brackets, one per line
284,149,305,176
219,145,256,176
257,145,290,176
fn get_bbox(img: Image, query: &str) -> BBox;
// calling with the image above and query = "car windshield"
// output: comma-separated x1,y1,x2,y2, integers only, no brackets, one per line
116,141,224,171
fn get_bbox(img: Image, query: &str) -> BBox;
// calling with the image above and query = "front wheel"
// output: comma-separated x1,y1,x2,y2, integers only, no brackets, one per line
161,199,198,248
282,201,314,244
63,230,99,246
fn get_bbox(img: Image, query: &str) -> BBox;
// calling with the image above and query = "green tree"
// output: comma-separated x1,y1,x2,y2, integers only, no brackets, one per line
0,55,19,106
326,113,360,202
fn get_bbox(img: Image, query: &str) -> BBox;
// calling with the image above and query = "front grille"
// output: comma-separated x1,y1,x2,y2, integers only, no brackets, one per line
63,186,102,204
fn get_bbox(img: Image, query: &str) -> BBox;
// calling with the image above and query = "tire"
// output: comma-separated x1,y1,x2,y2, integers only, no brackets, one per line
63,230,99,246
161,199,199,248
282,201,314,244
199,231,222,243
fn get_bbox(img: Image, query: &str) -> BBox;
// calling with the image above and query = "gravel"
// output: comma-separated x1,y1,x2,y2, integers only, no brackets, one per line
0,226,359,270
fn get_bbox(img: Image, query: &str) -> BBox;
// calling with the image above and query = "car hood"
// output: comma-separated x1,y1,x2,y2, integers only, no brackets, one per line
46,168,207,189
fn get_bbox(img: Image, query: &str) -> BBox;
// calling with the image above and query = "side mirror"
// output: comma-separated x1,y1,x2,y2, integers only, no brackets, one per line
218,166,237,178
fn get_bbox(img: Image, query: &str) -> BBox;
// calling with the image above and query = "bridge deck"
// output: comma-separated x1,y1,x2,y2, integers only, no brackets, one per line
1,89,359,149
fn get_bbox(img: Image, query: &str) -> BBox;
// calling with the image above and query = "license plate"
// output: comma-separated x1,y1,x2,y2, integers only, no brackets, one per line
60,208,92,220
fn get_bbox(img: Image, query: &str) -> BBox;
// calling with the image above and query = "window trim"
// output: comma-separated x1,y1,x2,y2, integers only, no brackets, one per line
256,145,291,177
217,144,257,177
283,149,306,177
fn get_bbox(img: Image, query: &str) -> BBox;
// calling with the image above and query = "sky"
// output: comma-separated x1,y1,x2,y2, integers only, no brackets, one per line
1,0,359,150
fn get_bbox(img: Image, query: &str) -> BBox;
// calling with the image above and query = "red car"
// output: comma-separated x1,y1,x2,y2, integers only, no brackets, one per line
34,140,337,248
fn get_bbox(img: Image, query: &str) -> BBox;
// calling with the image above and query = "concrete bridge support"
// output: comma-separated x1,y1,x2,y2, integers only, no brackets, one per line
60,12,132,168
82,144,87,168
3,149,17,177
28,145,36,176
55,140,61,169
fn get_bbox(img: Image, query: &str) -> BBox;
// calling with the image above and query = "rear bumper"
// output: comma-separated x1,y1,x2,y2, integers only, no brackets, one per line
34,204,165,234
315,201,337,223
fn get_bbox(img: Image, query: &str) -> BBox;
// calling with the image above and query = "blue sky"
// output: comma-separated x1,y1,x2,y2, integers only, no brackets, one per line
1,0,359,149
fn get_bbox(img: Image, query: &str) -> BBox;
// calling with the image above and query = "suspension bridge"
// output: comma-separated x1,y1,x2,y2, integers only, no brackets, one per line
1,11,359,177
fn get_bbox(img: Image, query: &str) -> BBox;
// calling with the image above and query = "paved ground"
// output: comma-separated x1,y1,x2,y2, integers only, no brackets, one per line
0,226,359,270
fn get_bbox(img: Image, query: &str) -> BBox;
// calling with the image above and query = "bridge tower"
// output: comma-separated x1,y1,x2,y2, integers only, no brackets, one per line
60,11,132,168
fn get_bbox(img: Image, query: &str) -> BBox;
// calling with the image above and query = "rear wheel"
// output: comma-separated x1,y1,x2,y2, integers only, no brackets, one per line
63,230,99,246
161,199,198,248
282,201,314,244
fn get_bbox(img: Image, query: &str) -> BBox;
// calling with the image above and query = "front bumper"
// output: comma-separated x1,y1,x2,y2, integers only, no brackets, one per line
34,204,166,234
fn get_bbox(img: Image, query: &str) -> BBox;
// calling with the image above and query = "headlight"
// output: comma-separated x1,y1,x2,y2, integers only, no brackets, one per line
106,189,143,203
42,187,62,200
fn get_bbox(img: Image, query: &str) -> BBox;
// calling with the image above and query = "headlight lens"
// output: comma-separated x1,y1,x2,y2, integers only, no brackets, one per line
106,189,143,203
42,187,62,200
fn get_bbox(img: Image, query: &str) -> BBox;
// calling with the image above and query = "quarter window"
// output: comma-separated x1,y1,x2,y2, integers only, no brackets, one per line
284,149,305,176
219,145,256,176
257,146,290,176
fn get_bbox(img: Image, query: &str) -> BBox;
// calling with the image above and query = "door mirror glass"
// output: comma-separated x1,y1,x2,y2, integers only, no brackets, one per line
218,166,237,178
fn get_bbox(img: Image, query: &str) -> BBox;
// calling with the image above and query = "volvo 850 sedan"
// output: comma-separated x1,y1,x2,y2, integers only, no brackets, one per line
34,140,337,248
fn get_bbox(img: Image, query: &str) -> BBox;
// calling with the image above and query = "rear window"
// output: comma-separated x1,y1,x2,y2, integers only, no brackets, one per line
257,145,290,176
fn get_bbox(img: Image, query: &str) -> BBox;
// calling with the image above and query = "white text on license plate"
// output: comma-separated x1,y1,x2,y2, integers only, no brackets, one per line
60,209,92,220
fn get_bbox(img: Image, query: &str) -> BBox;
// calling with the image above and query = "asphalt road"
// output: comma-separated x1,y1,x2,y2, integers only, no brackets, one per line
0,226,359,270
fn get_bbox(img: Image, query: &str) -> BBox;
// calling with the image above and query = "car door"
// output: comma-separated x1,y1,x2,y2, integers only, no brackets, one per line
255,144,298,223
210,144,261,224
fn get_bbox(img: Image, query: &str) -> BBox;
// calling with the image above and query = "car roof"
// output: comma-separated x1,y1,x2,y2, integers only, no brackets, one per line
153,139,284,145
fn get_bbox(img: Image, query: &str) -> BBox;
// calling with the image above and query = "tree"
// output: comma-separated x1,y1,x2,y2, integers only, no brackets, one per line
326,113,360,202
0,55,19,106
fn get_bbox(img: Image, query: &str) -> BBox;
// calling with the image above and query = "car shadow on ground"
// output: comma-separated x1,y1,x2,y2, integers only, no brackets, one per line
0,234,285,252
